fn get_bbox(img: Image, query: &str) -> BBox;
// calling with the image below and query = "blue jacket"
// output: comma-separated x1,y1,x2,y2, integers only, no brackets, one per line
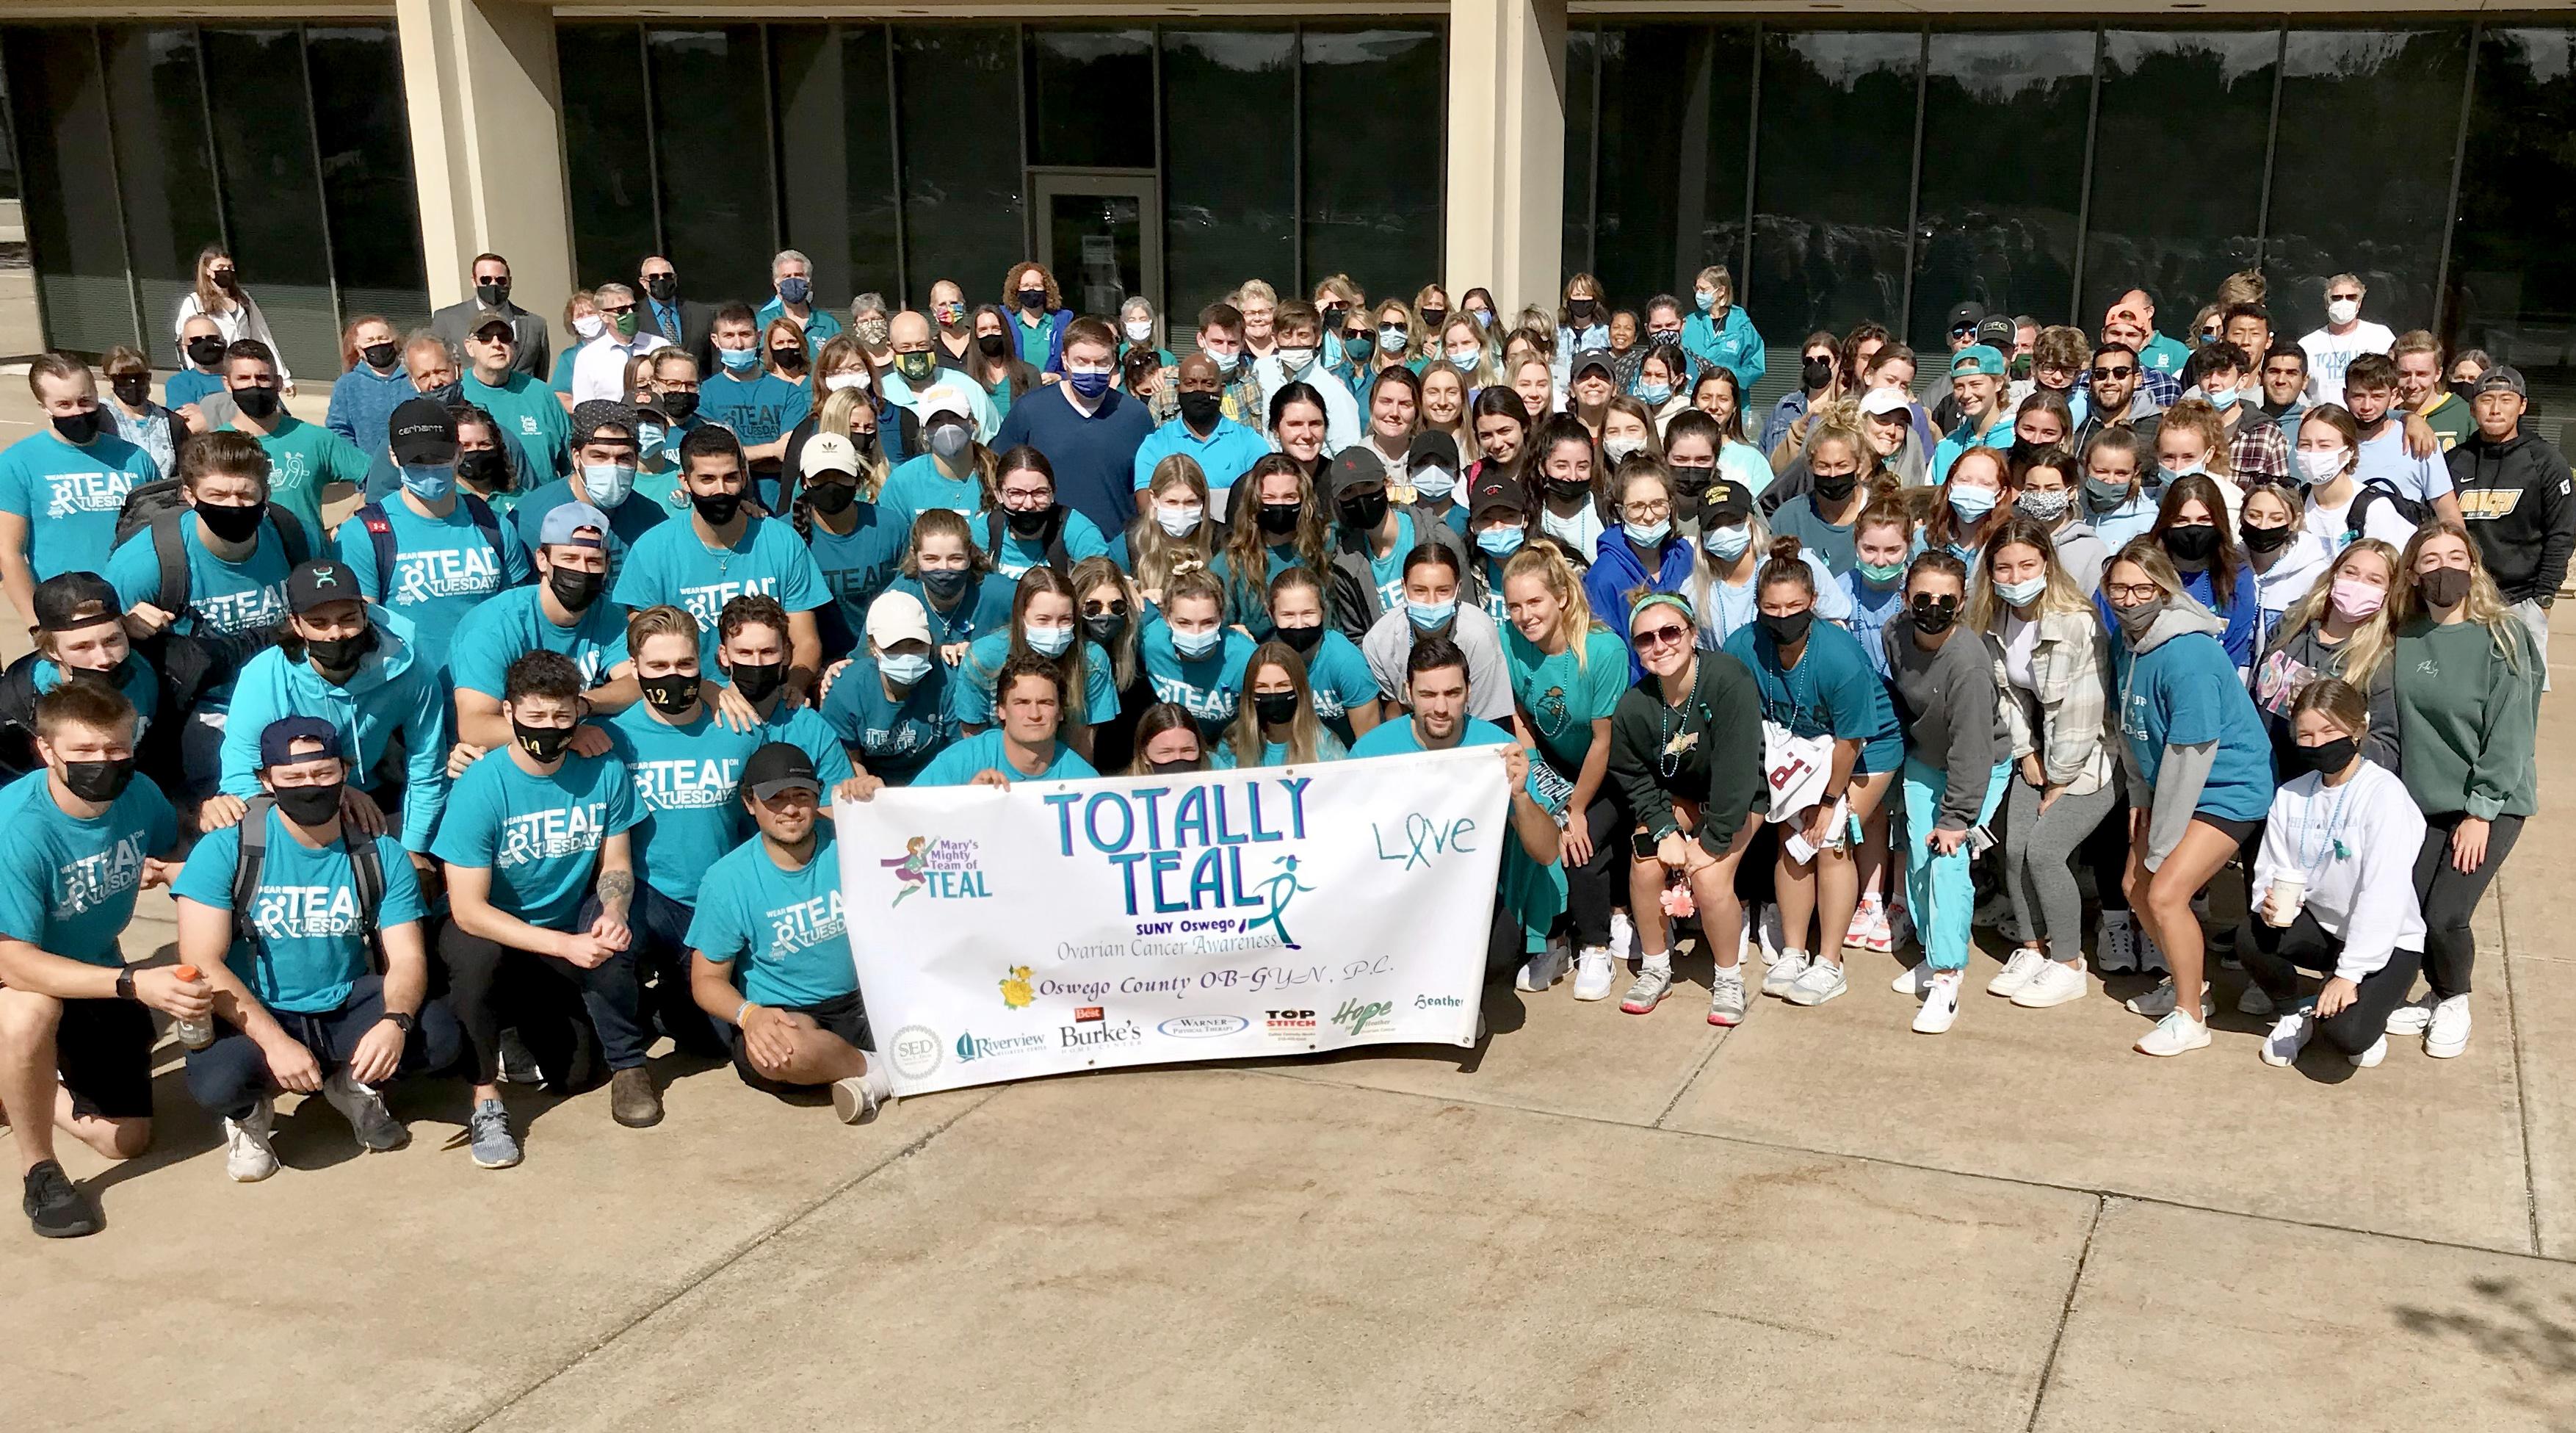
325,364,415,458
1682,306,1768,394
1585,527,1700,679
217,608,450,853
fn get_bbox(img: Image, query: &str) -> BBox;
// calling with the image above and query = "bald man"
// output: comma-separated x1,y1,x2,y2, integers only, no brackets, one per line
1130,352,1272,508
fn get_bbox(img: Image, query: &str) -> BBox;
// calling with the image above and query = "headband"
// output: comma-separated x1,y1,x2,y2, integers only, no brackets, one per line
1628,591,1697,632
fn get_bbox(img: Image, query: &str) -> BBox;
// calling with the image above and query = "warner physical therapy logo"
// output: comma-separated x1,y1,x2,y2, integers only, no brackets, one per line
392,545,504,604
633,757,742,811
954,1029,1046,1063
250,885,365,942
761,890,845,962
43,468,134,520
1159,1014,1250,1039
679,576,782,630
1041,778,1320,944
883,835,988,906
998,964,1035,1010
54,836,150,917
496,802,612,867
1331,997,1392,1036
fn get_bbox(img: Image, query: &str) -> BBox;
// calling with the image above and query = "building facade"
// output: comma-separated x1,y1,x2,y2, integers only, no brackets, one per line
4,2,2571,409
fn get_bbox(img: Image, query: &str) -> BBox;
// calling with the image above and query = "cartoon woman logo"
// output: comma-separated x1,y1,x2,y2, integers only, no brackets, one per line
883,837,930,906
1241,855,1317,950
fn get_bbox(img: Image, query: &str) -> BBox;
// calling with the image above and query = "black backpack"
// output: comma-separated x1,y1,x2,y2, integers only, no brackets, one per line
111,480,311,615
231,795,387,972
349,495,507,604
2345,479,2434,544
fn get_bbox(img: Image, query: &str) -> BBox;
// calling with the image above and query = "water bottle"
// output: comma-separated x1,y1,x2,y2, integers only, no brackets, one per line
170,964,214,1051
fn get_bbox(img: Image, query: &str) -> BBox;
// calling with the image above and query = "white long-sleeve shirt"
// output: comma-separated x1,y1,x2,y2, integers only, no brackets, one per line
2251,759,2426,981
569,332,670,404
173,290,289,386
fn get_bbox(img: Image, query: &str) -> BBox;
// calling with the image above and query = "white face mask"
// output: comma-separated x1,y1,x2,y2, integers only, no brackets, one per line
1124,318,1154,344
2297,448,2348,486
824,372,872,393
1154,504,1204,537
2327,298,2362,325
572,315,604,341
1603,436,1645,463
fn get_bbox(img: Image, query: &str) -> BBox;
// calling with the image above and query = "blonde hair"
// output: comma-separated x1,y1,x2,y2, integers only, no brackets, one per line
2158,398,2232,478
2392,519,2527,671
1126,455,1217,602
1499,544,1609,672
2269,538,2398,690
815,387,890,496
1226,641,1329,767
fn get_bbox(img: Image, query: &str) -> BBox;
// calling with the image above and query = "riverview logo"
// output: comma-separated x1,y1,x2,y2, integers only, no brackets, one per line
953,1030,1048,1063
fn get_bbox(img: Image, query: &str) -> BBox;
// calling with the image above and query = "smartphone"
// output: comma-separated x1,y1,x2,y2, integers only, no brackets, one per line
1632,830,1660,861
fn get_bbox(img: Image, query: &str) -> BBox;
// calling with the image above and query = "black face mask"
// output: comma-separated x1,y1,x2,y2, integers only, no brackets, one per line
1758,609,1815,645
1082,611,1129,646
51,409,103,445
547,565,605,612
1253,690,1301,726
1569,300,1599,324
511,718,576,764
1275,622,1325,654
231,386,281,420
1811,469,1859,503
109,376,151,408
640,671,699,715
476,279,510,307
1257,502,1303,535
1017,288,1049,313
1909,595,1960,635
1337,490,1390,533
2239,521,2293,555
1179,390,1223,430
1545,477,1593,502
1005,505,1057,538
361,342,399,371
691,489,745,527
2287,736,2359,779
770,347,806,372
659,390,700,424
1419,309,1447,334
2422,566,2473,608
1148,758,1198,775
1803,356,1836,391
806,480,857,516
644,275,677,302
977,333,1008,358
457,449,512,491
59,757,136,803
418,379,463,409
2163,523,2221,563
303,624,380,674
921,568,972,599
273,781,345,826
187,336,228,369
1667,463,1715,498
728,660,785,706
195,500,267,545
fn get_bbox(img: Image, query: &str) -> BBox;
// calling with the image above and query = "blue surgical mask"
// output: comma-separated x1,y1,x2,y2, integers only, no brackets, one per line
1411,466,1455,502
878,651,933,686
399,462,455,502
637,421,667,458
2201,383,2240,410
582,462,635,509
1627,518,1673,546
1704,523,1751,561
1024,623,1074,658
1638,380,1672,405
1947,485,1999,522
1477,525,1524,557
1067,368,1112,400
1472,310,1494,329
2160,461,2206,486
1173,626,1223,660
1694,291,1717,315
1995,574,2049,607
1407,599,1458,631
778,276,811,306
717,346,760,373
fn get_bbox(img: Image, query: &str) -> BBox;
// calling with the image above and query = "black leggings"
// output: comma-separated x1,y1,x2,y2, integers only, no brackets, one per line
2083,798,2130,912
2414,811,2523,999
1561,791,1626,949
2242,911,2423,1058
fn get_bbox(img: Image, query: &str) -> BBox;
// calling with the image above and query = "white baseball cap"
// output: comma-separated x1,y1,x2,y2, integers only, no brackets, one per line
919,386,974,427
1859,386,1912,419
803,431,861,477
866,590,933,649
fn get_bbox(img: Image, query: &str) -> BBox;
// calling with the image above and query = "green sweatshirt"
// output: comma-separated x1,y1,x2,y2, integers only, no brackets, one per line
1607,650,1766,856
2391,616,2540,819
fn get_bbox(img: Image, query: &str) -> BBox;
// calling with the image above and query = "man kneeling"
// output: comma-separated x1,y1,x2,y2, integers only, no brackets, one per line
173,717,458,1180
688,743,895,1123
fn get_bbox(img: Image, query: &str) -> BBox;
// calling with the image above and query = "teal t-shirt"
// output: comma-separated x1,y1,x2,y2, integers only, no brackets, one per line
172,811,426,1013
511,477,672,588
1363,511,1418,609
0,769,178,967
820,656,952,784
915,730,1098,787
449,585,632,696
1209,729,1348,769
334,496,534,674
949,632,1120,729
603,701,764,905
1292,628,1380,743
748,701,858,793
1140,618,1255,734
1723,620,1907,775
0,429,156,582
1505,627,1631,777
807,505,912,653
464,372,572,476
1347,715,1566,953
685,829,858,1008
230,414,367,549
612,513,831,632
431,749,643,928
2120,629,2276,823
698,370,811,457
104,516,293,712
1209,542,1303,640
877,453,984,524
886,572,1016,649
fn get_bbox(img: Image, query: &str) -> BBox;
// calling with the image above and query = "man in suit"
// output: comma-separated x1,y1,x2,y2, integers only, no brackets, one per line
636,254,715,375
430,253,549,380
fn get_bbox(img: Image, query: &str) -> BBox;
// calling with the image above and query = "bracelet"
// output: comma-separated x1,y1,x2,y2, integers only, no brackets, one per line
734,1000,755,1028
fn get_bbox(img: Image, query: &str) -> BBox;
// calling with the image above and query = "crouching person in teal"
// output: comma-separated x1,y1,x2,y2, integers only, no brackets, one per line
1350,638,1565,988
217,560,449,865
901,654,1099,789
689,743,897,1124
176,718,457,1182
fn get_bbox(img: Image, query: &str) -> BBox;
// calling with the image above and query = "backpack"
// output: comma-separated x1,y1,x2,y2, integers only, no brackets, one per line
350,494,507,605
2345,479,2433,544
985,505,1073,578
112,481,311,615
231,795,387,973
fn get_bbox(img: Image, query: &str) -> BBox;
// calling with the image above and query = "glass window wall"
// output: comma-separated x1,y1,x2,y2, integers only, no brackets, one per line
1909,29,2094,346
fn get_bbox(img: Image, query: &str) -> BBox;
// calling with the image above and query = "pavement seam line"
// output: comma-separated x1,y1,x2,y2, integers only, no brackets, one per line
2500,878,2544,1257
1653,1025,1730,1129
2020,1194,2105,1433
455,1086,1008,1433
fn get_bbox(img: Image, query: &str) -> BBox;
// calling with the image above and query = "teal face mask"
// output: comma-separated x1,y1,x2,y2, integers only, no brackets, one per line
1477,525,1524,557
1859,560,1906,585
717,346,760,372
1173,626,1223,660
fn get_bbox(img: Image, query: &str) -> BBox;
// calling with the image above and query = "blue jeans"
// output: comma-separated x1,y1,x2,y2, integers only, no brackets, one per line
634,881,723,1054
183,974,464,1119
1901,757,2011,972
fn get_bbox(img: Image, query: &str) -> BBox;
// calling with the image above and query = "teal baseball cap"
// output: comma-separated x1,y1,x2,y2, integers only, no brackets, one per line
1949,344,2006,379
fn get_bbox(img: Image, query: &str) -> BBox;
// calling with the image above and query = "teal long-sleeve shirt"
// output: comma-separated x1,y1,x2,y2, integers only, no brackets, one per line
215,611,451,853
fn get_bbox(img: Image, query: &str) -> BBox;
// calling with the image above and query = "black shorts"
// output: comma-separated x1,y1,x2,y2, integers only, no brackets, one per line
726,989,872,1096
56,997,158,1120
2190,812,2263,848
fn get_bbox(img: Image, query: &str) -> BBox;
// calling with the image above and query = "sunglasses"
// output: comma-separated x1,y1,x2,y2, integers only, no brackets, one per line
1632,623,1692,650
2091,365,2135,380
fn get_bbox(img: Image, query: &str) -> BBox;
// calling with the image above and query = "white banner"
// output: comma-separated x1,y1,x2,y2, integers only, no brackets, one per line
835,746,1511,1096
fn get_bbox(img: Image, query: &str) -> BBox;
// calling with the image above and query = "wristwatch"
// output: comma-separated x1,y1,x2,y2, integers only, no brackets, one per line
115,967,138,1003
382,1011,416,1034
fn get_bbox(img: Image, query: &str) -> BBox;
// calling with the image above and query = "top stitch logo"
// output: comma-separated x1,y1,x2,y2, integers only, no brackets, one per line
882,835,991,906
999,964,1035,1009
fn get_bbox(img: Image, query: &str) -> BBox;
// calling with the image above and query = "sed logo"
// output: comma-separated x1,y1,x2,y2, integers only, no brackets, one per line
888,1025,942,1079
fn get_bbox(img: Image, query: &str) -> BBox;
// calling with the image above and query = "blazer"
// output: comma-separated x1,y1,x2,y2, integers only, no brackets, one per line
430,299,549,379
636,295,717,374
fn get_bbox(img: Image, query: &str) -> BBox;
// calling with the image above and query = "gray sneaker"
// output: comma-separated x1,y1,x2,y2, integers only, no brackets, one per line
468,1098,521,1169
1707,967,1747,1027
1619,965,1674,1014
321,1069,409,1153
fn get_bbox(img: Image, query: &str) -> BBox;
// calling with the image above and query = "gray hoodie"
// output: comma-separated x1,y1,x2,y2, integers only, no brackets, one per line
2047,517,2110,597
1882,621,2011,831
2116,593,2227,868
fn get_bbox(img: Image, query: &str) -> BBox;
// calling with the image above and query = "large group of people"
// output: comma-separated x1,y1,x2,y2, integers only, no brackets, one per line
0,238,2561,1241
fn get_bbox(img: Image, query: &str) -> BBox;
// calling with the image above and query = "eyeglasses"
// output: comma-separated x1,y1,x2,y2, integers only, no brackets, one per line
599,302,635,316
1623,499,1672,520
2104,582,2163,603
1632,623,1691,650
2090,365,2135,381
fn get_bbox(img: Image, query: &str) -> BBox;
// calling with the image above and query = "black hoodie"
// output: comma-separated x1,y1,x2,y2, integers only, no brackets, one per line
2447,428,2576,603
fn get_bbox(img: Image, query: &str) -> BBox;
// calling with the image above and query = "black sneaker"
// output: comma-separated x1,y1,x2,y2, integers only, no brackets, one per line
23,1159,99,1238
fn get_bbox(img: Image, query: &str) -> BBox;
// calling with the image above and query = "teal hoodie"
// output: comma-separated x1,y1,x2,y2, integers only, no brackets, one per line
215,608,451,853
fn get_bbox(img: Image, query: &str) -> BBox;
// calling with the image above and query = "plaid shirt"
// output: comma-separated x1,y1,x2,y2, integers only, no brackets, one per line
2227,411,2291,486
1997,607,2118,793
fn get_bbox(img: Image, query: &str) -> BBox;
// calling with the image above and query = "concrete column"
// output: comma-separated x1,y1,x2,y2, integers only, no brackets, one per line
1444,0,1567,316
395,0,575,323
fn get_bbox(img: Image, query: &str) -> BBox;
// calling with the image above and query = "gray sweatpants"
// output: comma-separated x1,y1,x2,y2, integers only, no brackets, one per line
2002,774,2120,961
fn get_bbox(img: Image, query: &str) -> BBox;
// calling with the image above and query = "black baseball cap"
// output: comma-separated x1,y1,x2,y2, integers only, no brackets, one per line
288,560,362,615
1702,474,1752,527
32,571,120,632
1327,445,1388,497
1571,348,1616,381
1946,301,1988,336
1469,468,1526,519
1406,430,1459,475
257,715,342,770
743,742,820,801
388,397,457,466
1976,314,2018,351
571,399,638,449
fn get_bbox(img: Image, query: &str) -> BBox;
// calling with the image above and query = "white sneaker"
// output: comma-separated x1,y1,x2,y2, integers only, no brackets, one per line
2011,959,2090,1009
2425,995,2472,1058
1891,961,1931,997
2260,1008,2316,1067
1707,967,1748,1027
2094,910,2137,972
2124,978,2211,1020
1571,946,1616,1001
224,1097,279,1183
1845,897,1882,953
2350,1035,2389,1069
1515,938,1571,992
1987,946,2047,998
1620,964,1674,1015
2135,1009,2212,1057
2236,982,2275,1017
1784,958,1848,1007
1856,899,1895,955
1607,912,1635,968
1913,970,1963,1033
1762,947,1813,998
2385,994,2435,1036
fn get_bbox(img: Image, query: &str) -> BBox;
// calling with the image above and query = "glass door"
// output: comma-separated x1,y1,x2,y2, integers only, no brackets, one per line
1032,171,1160,314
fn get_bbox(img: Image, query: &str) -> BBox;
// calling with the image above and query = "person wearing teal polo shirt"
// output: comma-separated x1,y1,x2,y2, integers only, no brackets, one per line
904,653,1099,787
823,590,955,784
1930,344,2015,483
612,426,831,700
1133,353,1269,505
701,303,814,510
0,355,158,623
462,310,571,479
2110,288,2193,380
0,680,187,1237
220,342,366,549
688,741,895,1123
335,397,533,677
